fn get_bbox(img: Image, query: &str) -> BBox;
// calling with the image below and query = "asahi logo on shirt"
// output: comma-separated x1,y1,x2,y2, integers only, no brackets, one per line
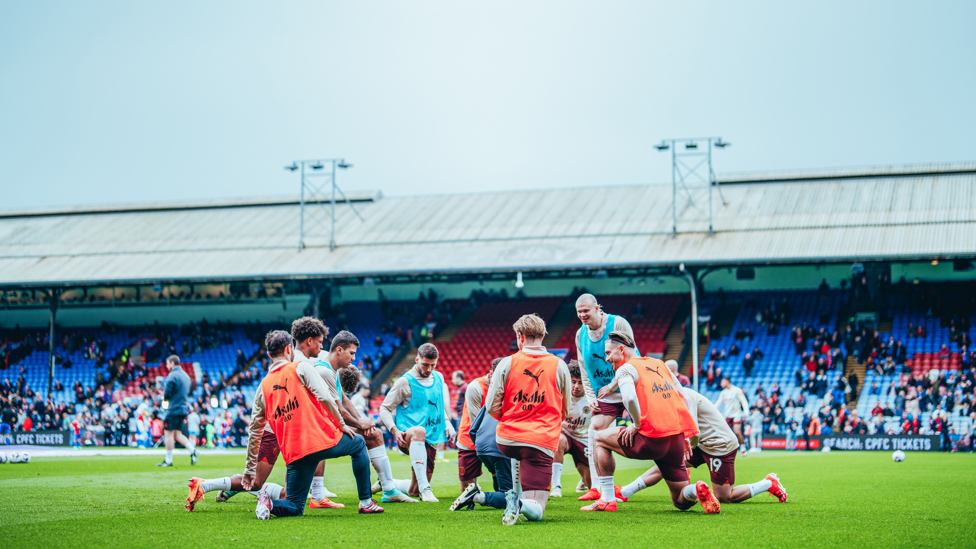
592,367,614,381
273,396,299,422
513,388,546,411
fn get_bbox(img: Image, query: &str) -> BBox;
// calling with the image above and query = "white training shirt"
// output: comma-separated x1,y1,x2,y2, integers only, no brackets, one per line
715,385,750,419
562,392,592,443
680,387,739,456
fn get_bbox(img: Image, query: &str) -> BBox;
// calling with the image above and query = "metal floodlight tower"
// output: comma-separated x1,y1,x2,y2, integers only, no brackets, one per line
655,137,730,237
285,158,363,251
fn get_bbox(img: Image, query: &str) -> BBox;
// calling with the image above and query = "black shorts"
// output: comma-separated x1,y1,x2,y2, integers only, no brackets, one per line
163,414,186,432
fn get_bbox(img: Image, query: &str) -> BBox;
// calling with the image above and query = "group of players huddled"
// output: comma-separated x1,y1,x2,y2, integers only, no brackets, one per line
182,293,788,523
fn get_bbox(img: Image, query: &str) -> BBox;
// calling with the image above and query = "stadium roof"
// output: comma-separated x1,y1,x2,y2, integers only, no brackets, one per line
1,162,975,289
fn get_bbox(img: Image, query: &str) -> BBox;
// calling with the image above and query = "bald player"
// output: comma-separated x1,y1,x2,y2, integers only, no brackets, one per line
574,294,637,502
618,382,788,504
486,313,572,525
583,330,720,514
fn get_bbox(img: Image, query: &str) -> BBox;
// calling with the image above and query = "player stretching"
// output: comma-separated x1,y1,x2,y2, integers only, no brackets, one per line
245,330,382,518
583,331,719,514
189,317,336,509
301,329,416,506
551,360,592,497
157,355,198,467
716,377,749,454
486,314,572,525
618,382,788,504
574,294,637,502
455,363,490,492
380,343,455,502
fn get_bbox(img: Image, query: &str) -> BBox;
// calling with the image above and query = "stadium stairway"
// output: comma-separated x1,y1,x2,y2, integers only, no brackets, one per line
541,302,577,349
662,306,688,366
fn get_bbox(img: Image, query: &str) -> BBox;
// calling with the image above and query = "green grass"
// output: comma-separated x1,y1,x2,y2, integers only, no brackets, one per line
1,450,973,548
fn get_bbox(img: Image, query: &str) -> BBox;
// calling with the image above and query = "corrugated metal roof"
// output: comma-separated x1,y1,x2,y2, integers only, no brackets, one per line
720,161,976,183
1,166,974,287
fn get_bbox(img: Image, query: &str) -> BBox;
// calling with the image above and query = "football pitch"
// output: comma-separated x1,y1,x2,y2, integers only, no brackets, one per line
1,450,972,548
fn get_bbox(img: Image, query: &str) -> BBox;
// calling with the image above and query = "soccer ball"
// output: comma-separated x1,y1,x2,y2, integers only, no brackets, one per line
892,450,906,462
7,451,20,463
0,451,7,464
821,445,831,453
18,451,30,463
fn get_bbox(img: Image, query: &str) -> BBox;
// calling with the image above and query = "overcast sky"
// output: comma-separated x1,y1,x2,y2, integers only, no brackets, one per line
2,1,974,209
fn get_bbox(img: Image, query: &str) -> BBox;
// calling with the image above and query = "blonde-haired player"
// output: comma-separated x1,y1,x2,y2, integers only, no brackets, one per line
485,314,572,525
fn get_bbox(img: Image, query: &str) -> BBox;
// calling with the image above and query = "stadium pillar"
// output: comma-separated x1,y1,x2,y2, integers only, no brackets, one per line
46,289,61,400
679,264,699,392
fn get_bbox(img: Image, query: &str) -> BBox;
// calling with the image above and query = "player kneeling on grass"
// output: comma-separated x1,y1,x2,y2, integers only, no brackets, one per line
614,365,787,504
484,314,573,525
379,343,455,503
584,330,720,514
551,360,592,498
242,330,383,518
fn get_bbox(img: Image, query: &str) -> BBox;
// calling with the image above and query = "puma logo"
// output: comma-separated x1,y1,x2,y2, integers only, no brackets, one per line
428,400,437,406
645,366,665,379
523,369,541,387
591,353,603,362
272,378,289,393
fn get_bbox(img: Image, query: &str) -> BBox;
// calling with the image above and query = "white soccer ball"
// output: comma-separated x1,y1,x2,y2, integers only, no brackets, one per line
892,450,906,462
18,451,30,463
0,451,7,464
7,451,20,463
821,445,831,453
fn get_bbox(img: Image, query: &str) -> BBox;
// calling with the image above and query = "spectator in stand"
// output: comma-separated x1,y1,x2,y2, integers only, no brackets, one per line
451,370,467,433
729,343,740,356
802,413,820,451
747,407,764,452
742,353,755,378
665,360,690,387
236,349,247,372
938,344,951,360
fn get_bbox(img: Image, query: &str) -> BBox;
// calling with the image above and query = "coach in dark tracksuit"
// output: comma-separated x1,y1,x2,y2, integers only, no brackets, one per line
158,355,198,467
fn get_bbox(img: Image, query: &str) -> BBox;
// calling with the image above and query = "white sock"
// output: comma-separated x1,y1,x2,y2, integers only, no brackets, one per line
520,498,543,521
551,462,563,488
201,477,231,493
409,442,431,492
621,477,646,499
165,450,173,463
511,459,523,498
248,491,260,497
681,484,698,502
367,446,395,492
359,498,372,507
587,430,599,490
747,479,773,498
436,450,445,460
186,439,196,453
263,482,284,499
597,475,614,502
474,492,486,504
310,476,325,500
393,478,412,493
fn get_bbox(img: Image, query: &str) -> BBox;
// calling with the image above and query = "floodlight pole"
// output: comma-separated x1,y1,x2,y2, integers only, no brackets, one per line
656,137,729,237
680,265,699,392
289,157,362,251
46,289,62,399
